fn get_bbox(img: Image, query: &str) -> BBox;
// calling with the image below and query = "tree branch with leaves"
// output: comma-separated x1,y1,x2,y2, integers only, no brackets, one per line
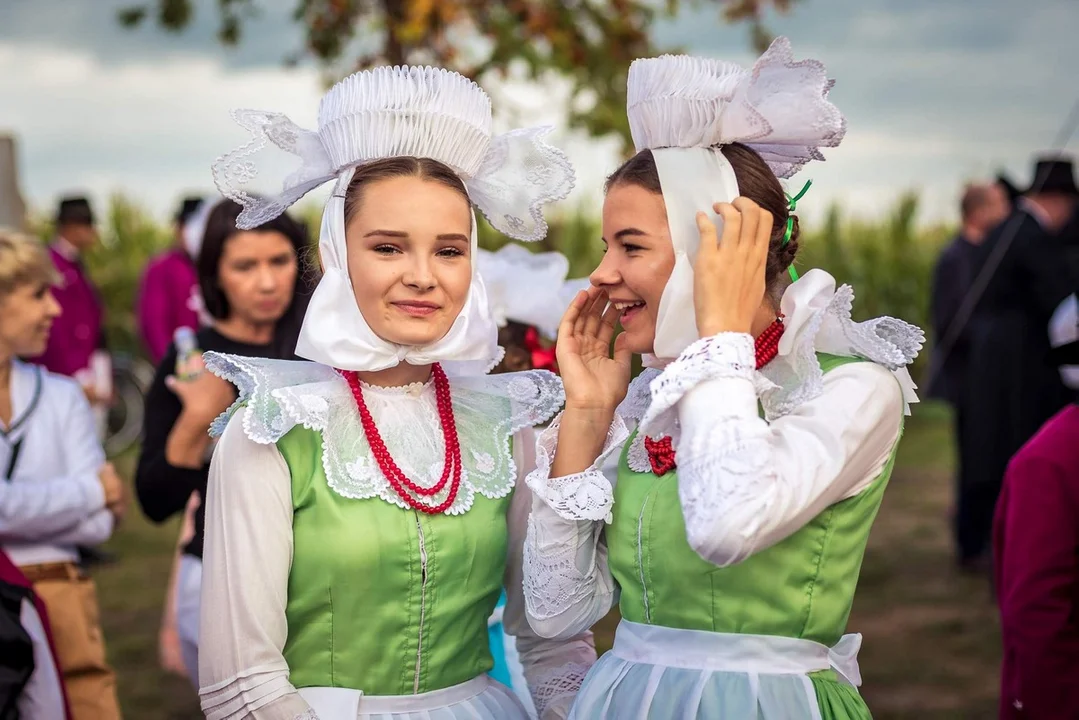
118,0,800,150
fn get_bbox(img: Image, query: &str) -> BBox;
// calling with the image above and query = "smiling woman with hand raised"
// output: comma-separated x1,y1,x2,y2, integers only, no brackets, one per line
196,67,594,720
522,42,925,719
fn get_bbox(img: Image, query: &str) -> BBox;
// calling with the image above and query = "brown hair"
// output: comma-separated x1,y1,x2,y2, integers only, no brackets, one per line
492,321,536,374
605,143,799,302
343,157,471,228
0,230,61,297
197,200,317,359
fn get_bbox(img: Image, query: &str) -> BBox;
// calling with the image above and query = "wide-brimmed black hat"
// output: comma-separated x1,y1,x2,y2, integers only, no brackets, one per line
56,196,94,225
1025,156,1079,196
175,196,203,224
995,173,1022,204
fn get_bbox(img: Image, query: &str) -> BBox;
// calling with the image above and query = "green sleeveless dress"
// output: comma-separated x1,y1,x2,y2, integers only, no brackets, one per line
571,354,902,720
275,425,512,695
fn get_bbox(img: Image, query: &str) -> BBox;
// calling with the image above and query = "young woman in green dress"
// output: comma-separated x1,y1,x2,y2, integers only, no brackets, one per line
195,66,595,720
522,40,924,719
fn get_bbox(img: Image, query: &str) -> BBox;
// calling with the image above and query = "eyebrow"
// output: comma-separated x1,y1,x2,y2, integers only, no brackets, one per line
601,227,650,243
363,230,470,243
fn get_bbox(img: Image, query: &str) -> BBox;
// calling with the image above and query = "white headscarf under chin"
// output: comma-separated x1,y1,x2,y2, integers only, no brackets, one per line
627,40,847,367
295,167,502,376
645,147,740,366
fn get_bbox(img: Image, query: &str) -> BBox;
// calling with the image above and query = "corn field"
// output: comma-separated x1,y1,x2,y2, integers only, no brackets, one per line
34,192,950,383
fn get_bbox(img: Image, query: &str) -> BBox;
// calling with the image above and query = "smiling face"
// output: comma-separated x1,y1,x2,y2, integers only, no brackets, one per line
345,174,474,347
0,280,62,358
592,183,676,354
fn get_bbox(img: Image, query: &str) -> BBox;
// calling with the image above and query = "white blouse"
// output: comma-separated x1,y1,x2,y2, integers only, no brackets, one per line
196,357,595,720
522,269,924,639
1,360,112,567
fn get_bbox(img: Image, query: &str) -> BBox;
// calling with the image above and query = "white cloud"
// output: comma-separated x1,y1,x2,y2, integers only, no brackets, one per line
1,0,1077,230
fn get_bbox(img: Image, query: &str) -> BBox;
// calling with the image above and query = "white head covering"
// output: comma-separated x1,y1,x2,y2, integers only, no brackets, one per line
181,198,212,260
476,243,589,340
211,66,575,374
626,38,846,364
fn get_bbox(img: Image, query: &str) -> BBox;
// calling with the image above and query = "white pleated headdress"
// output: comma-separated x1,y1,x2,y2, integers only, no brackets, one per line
211,66,576,374
476,243,590,340
627,38,846,364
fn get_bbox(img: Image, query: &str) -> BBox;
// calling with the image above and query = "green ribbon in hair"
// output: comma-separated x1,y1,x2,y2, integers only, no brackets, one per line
783,179,812,282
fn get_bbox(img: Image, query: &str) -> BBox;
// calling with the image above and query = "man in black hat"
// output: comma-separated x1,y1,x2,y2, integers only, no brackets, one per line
28,197,105,388
136,196,204,363
959,156,1079,570
927,181,1011,570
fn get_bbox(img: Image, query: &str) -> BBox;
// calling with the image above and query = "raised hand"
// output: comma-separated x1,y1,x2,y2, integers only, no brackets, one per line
556,285,632,414
694,197,774,337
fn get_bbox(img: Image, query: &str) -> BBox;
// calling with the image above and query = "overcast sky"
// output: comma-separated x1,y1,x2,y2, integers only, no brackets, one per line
1,0,1076,227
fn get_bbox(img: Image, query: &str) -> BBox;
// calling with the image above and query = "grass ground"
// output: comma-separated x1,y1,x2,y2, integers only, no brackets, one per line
94,401,999,719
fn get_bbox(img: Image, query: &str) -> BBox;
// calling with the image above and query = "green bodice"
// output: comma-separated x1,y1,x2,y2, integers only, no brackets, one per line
607,354,901,647
276,426,511,695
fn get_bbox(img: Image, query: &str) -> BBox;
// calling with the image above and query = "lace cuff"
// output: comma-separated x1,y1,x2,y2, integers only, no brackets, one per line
523,512,602,624
530,661,591,719
524,413,629,523
639,333,776,440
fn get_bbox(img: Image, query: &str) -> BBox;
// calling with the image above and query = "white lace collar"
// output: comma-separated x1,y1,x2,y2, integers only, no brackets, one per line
621,269,923,455
760,269,922,421
205,354,565,515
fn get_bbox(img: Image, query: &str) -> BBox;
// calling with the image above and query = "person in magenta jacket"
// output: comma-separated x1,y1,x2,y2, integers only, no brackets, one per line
993,337,1079,719
27,198,103,383
137,197,204,363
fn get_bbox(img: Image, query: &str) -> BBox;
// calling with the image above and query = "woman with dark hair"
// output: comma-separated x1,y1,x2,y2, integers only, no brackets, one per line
134,198,315,683
522,43,923,719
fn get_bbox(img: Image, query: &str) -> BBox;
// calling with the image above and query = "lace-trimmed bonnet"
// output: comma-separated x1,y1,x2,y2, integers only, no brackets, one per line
477,243,590,340
212,66,576,374
627,38,846,364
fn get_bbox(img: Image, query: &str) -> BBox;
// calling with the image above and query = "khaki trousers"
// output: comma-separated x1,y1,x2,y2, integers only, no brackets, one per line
21,562,122,720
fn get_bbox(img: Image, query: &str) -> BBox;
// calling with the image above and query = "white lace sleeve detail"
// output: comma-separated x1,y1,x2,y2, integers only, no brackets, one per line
524,413,629,523
506,454,598,715
674,360,904,567
529,661,591,719
522,509,610,626
638,333,776,441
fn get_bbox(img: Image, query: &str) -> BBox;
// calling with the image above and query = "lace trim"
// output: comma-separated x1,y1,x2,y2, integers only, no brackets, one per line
529,660,592,718
468,126,577,243
676,421,776,562
525,414,629,523
626,432,651,474
291,711,319,720
615,368,658,423
523,514,603,622
761,282,924,421
638,334,776,441
205,353,564,515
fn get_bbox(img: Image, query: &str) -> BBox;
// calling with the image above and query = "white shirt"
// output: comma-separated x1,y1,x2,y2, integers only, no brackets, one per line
1,360,112,567
521,270,921,639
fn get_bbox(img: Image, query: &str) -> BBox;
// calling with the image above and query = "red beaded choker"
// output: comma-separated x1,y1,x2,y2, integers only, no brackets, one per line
644,317,785,476
339,364,462,514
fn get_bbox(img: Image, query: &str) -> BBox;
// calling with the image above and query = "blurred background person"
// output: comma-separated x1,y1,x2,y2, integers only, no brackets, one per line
27,197,111,436
134,199,315,684
926,181,1011,570
961,156,1079,575
0,229,126,720
137,196,206,364
993,336,1079,719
